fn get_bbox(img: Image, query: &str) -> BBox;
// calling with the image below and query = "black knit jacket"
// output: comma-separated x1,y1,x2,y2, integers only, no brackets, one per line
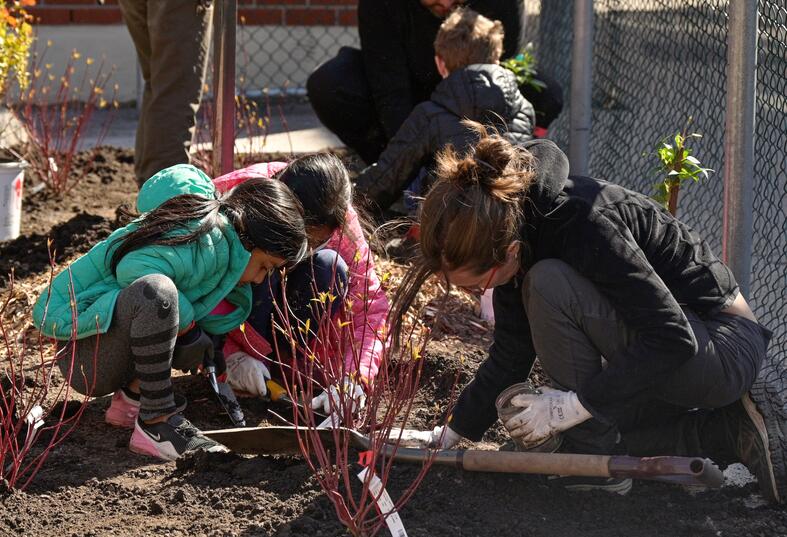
449,139,740,441
358,0,523,140
355,64,535,212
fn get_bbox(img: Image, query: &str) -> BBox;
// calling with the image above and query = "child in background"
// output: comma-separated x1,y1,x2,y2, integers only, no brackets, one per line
354,8,536,216
33,164,308,460
213,154,389,415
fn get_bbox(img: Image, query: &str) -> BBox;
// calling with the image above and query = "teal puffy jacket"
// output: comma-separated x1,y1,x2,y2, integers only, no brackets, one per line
32,165,252,340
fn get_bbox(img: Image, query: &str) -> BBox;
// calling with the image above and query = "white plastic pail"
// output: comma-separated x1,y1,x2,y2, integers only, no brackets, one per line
0,161,25,241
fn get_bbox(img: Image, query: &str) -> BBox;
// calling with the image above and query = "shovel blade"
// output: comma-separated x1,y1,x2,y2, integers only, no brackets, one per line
204,425,369,455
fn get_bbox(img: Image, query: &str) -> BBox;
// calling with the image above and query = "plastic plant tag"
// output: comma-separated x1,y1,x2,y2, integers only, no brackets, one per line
23,404,44,452
357,466,408,537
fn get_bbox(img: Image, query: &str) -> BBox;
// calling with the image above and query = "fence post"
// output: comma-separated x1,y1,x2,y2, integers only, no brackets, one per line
212,0,237,176
722,0,758,298
569,0,593,175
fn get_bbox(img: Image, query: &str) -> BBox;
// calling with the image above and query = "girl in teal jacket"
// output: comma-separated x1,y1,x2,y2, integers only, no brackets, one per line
33,165,308,461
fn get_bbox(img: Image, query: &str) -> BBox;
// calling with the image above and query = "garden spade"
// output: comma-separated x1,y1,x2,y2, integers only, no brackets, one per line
204,425,724,488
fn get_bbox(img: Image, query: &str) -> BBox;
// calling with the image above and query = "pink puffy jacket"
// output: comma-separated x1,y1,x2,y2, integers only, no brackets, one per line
213,162,389,382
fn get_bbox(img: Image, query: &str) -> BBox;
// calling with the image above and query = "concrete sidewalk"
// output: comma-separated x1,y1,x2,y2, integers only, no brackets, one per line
80,100,343,155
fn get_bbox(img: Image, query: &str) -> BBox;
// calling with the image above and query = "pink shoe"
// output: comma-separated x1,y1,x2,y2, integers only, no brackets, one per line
105,390,140,429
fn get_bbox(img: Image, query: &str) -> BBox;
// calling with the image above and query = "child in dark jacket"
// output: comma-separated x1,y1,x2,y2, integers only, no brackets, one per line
354,8,536,215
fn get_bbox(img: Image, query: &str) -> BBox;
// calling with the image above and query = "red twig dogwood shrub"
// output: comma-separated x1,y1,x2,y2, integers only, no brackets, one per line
245,252,459,537
0,253,95,491
15,46,117,196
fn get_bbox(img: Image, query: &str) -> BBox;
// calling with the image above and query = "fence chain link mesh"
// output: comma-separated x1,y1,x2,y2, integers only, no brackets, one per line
753,1,787,384
534,0,785,371
236,21,359,95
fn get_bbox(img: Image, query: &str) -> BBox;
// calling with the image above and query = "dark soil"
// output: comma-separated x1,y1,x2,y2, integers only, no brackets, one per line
1,147,785,536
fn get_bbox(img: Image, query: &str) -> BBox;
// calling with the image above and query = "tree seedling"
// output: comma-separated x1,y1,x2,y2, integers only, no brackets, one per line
650,118,713,216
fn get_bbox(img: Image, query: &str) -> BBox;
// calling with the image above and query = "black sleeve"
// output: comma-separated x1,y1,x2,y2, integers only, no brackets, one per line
358,0,416,138
474,0,524,58
354,103,434,212
556,204,698,424
449,278,537,441
211,333,228,376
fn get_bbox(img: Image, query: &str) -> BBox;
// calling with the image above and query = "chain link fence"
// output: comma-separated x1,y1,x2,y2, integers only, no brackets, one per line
532,0,786,368
752,1,787,376
236,21,358,95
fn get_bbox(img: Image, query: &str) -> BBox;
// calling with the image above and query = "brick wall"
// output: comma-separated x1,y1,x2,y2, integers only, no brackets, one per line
28,0,358,26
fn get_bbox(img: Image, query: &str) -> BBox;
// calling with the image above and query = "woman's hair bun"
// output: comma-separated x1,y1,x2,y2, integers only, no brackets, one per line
435,121,534,202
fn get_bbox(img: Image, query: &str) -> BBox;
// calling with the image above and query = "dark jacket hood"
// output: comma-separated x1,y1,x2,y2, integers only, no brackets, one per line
431,64,534,129
520,138,569,216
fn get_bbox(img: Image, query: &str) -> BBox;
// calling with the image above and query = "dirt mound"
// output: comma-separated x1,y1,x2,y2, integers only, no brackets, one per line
0,212,115,285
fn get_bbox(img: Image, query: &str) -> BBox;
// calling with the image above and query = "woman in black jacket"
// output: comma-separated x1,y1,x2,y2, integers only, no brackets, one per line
389,124,784,502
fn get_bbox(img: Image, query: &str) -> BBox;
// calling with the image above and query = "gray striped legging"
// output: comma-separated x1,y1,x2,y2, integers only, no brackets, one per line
57,274,182,421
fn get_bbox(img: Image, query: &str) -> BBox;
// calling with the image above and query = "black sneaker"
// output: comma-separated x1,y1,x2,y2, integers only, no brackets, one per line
129,413,229,461
548,475,633,495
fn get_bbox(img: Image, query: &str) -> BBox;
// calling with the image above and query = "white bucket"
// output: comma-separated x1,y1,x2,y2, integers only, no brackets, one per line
0,161,25,242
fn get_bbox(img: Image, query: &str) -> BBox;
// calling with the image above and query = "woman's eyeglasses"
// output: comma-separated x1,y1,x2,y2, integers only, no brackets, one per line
459,266,498,295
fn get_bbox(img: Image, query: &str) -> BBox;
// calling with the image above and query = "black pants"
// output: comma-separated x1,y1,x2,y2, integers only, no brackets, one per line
307,47,564,164
520,259,772,457
247,249,349,356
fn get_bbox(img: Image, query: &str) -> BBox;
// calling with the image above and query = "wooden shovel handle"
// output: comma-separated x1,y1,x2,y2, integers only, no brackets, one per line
459,450,611,477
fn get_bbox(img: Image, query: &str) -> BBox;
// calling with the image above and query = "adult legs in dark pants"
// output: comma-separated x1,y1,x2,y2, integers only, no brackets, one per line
521,259,780,499
117,0,213,186
306,47,388,165
247,249,350,374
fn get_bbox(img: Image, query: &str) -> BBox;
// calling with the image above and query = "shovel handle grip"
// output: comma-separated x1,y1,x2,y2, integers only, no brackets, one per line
608,456,724,488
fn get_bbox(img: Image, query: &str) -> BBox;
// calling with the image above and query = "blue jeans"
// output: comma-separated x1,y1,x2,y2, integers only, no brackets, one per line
247,249,349,355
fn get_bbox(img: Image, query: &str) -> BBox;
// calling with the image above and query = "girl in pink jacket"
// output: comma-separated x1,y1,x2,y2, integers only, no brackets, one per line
212,154,389,410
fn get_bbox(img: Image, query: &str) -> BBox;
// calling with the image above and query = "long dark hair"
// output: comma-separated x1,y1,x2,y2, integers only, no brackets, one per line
276,153,352,231
109,177,308,274
389,123,535,347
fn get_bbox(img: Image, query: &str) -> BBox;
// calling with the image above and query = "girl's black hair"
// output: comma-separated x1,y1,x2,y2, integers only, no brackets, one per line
109,178,308,274
276,153,352,231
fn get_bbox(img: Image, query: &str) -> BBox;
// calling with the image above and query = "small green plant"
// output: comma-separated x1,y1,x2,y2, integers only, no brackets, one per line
501,44,547,93
650,119,713,216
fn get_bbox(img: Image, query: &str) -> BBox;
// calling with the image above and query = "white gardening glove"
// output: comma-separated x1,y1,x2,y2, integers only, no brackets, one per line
392,425,462,449
503,387,592,445
310,375,366,416
224,352,271,397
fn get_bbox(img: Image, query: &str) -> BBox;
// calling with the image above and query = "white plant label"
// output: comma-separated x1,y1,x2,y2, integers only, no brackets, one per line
357,466,408,537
